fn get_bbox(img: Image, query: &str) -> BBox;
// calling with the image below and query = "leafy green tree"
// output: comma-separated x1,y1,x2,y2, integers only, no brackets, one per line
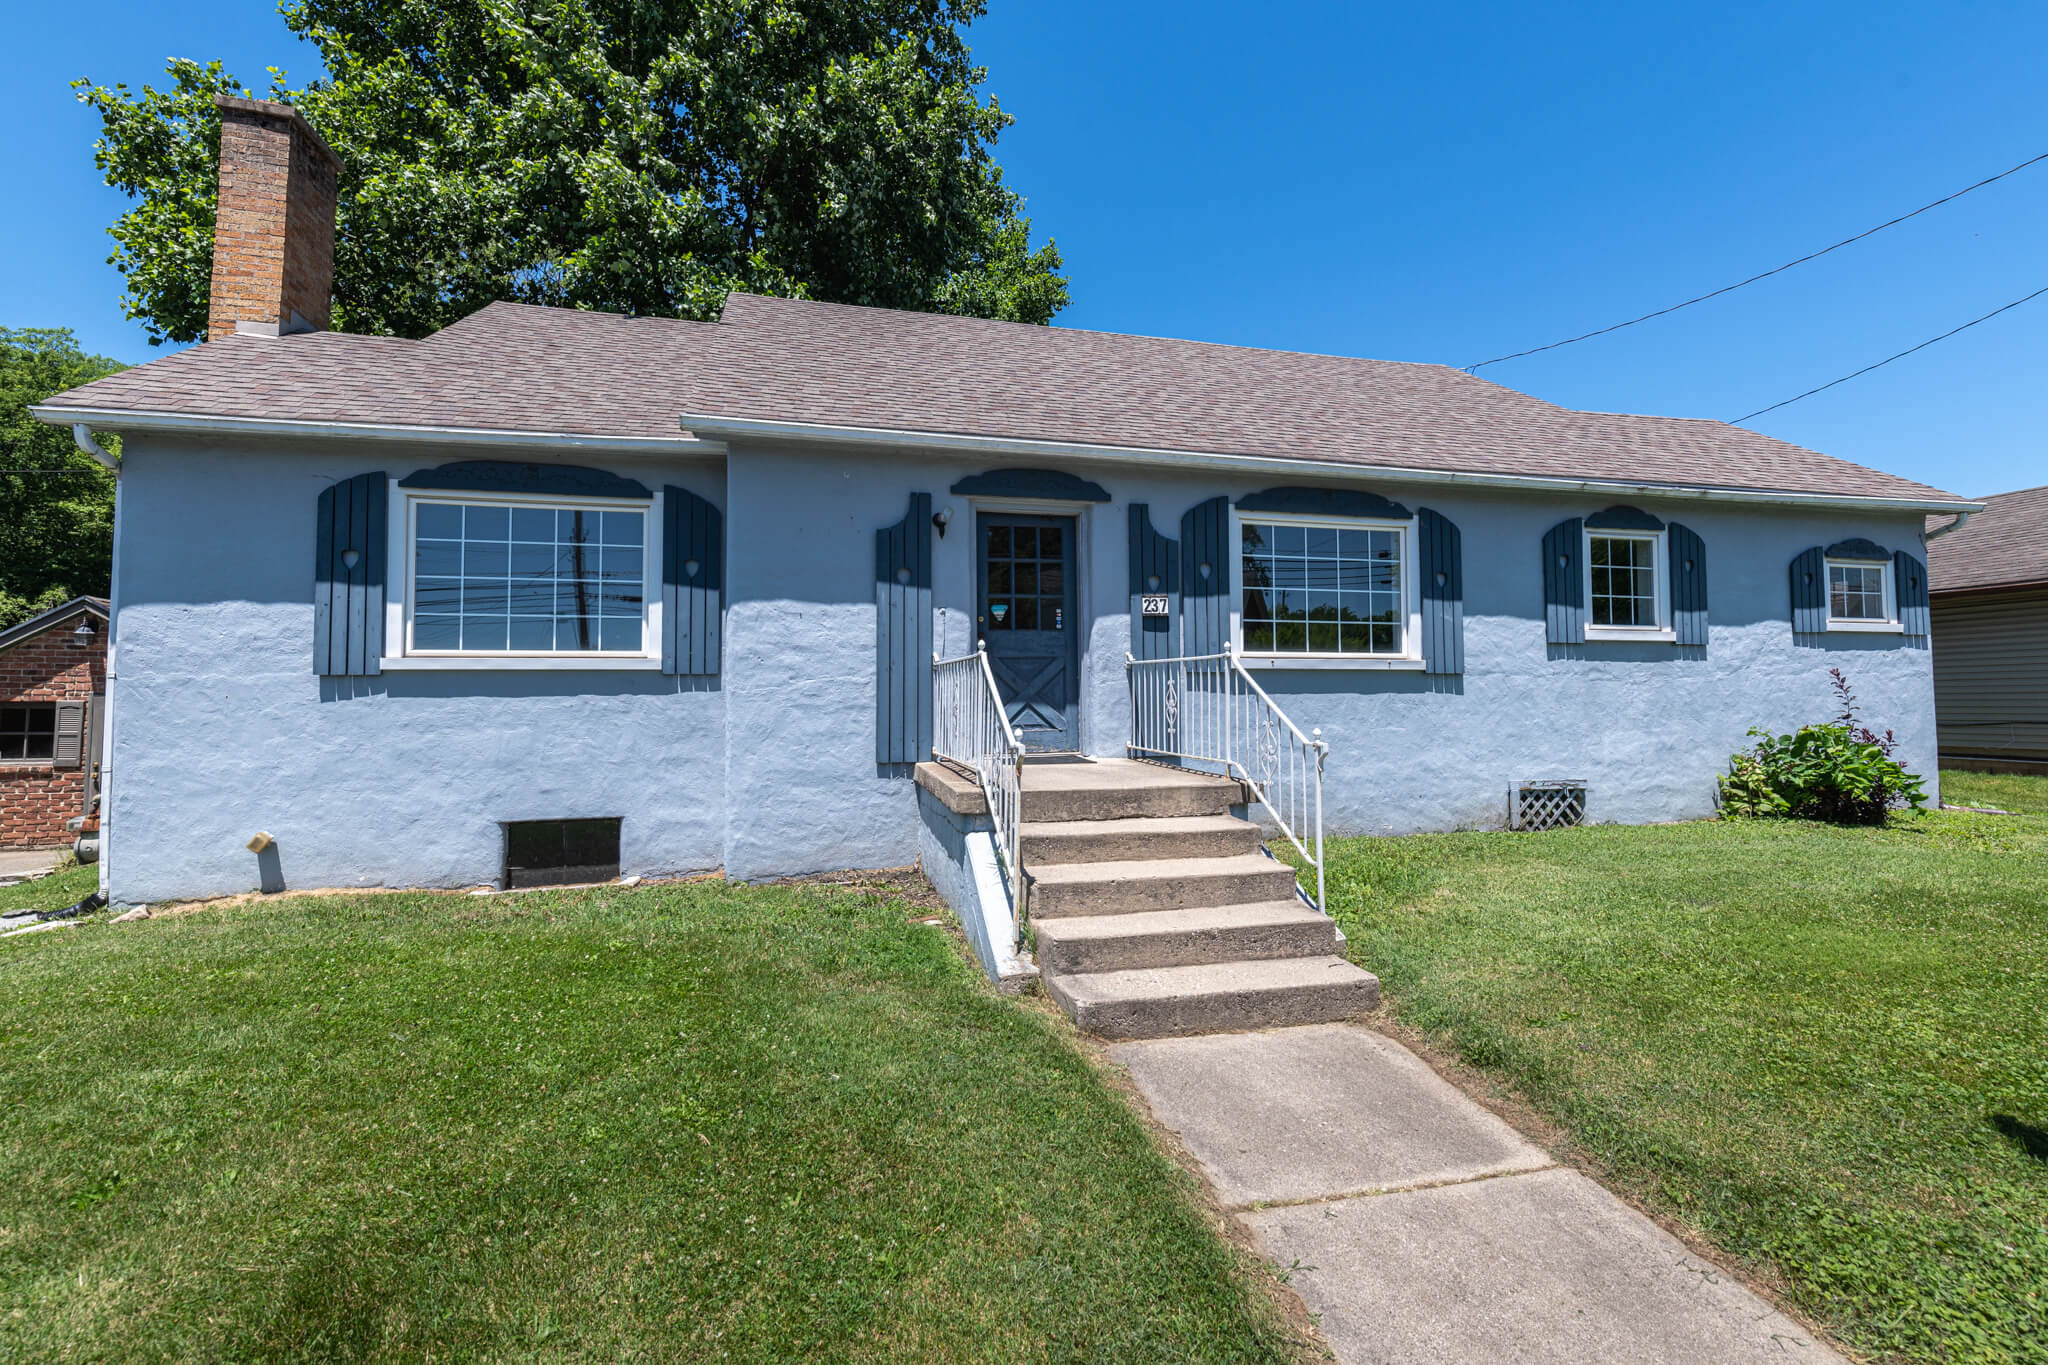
0,330,123,629
77,1,1066,345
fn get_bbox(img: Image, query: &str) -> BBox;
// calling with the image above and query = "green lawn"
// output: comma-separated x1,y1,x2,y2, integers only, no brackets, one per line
0,878,1299,1363
1322,805,2048,1365
0,860,98,916
1942,767,2048,815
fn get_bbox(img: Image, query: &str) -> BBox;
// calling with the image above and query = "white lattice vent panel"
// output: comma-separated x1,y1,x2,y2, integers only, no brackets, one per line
1511,780,1587,832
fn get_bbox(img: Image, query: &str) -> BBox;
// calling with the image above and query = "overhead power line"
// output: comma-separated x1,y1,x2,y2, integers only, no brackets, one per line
1729,284,2048,424
1465,150,2048,371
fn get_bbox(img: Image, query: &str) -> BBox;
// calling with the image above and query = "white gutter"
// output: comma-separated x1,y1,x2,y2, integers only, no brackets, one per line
1925,511,1974,540
71,424,120,473
32,405,722,458
679,412,1982,516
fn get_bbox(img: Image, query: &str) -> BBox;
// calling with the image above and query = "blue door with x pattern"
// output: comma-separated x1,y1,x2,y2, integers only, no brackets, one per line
979,513,1079,751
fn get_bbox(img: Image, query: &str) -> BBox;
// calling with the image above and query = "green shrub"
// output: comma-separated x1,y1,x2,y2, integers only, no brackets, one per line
1720,669,1927,825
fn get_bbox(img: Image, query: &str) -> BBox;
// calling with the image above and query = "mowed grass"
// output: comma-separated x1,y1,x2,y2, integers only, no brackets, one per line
0,860,99,916
0,878,1297,1363
1318,803,2048,1364
1942,767,2048,815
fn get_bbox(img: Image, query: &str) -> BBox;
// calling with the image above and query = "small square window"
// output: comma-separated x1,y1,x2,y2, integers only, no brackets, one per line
0,704,56,762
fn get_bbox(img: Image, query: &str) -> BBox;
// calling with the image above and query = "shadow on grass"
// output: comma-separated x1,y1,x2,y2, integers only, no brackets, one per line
1990,1114,2048,1164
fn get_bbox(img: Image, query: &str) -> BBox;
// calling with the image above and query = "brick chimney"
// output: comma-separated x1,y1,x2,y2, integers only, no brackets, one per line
207,95,342,341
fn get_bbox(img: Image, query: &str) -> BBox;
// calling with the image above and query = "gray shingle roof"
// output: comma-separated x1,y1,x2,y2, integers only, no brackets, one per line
1927,484,2048,593
38,292,1967,506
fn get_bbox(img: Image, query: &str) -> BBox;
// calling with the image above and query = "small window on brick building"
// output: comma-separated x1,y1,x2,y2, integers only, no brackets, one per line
0,704,56,762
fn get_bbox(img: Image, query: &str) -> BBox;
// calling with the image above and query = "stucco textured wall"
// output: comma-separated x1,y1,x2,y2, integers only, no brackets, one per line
723,444,1938,850
105,437,726,904
101,433,1940,904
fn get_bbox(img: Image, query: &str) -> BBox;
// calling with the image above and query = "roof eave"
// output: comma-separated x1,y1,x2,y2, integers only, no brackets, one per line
1928,576,2048,600
678,413,1982,516
0,596,109,653
30,405,725,458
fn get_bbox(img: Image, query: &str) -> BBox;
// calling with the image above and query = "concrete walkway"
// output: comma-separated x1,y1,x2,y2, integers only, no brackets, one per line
1110,1024,1844,1365
0,847,66,884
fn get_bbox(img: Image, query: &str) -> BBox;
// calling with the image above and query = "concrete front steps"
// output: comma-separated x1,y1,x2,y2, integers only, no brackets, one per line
1020,758,1377,1039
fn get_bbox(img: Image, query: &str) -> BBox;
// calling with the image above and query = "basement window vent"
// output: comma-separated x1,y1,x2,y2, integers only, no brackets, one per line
503,818,622,888
1510,780,1587,833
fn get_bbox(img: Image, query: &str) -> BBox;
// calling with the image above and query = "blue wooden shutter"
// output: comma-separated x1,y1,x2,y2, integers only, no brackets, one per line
1180,496,1231,657
1668,522,1709,647
875,492,933,763
314,472,386,676
1895,548,1930,637
1417,507,1463,674
1128,504,1180,662
661,486,722,675
1542,517,1584,645
1789,546,1827,634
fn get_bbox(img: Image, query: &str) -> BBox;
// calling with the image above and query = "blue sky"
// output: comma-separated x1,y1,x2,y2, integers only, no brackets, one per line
3,1,2042,497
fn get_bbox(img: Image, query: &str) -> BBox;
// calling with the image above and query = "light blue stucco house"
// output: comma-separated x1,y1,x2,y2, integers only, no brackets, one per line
36,100,1979,994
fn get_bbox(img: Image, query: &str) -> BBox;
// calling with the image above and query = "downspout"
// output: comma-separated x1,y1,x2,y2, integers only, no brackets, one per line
1925,511,1973,540
71,424,119,474
71,425,120,901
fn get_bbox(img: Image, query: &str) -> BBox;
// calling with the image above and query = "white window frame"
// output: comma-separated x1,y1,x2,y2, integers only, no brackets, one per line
382,484,665,671
1824,556,1902,634
1583,527,1675,642
1229,507,1424,670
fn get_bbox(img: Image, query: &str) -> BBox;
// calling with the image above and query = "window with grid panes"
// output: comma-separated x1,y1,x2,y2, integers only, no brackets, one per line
1588,534,1659,627
1828,561,1887,620
1239,520,1404,655
410,499,648,653
984,522,1066,631
0,703,55,762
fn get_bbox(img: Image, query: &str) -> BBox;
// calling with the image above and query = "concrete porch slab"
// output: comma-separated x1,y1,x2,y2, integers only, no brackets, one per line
1108,1023,1550,1207
1244,1168,1844,1364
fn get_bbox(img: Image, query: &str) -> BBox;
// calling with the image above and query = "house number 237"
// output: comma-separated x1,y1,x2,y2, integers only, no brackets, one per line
1140,595,1170,617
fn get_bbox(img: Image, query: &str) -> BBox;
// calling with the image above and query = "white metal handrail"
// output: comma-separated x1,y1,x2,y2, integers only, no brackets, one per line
933,643,1026,932
1126,647,1329,910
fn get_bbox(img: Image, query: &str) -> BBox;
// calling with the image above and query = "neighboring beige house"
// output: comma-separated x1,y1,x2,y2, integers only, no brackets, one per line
1928,485,2048,773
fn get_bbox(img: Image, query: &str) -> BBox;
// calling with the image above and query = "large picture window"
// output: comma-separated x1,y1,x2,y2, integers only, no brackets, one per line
1239,518,1407,656
408,497,649,655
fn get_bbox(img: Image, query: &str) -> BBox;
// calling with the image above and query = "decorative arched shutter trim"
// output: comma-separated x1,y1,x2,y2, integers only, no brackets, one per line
1542,517,1585,645
1180,496,1231,658
875,492,933,764
1128,504,1180,662
662,486,722,675
1417,507,1463,674
1668,522,1709,647
1789,546,1827,634
314,472,386,676
1895,548,1930,637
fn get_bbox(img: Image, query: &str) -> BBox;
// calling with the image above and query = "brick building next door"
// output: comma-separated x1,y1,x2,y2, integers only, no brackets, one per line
0,598,107,849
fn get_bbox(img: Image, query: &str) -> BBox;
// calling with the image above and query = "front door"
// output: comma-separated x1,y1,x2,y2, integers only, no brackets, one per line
979,513,1079,751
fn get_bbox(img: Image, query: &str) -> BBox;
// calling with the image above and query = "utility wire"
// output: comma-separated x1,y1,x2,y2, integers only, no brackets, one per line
1466,150,2048,371
1729,284,2048,424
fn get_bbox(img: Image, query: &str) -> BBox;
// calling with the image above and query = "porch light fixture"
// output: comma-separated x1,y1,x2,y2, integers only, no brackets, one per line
932,506,952,538
71,618,97,648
